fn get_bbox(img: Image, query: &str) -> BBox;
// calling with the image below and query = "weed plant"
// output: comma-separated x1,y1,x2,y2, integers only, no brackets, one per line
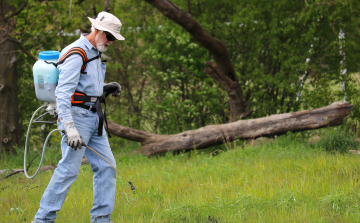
309,126,359,153
2,130,360,222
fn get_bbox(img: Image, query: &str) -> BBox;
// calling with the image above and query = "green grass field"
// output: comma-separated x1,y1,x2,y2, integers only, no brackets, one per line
2,131,360,222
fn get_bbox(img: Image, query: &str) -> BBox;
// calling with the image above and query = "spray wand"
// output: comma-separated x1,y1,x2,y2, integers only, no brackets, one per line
81,141,136,194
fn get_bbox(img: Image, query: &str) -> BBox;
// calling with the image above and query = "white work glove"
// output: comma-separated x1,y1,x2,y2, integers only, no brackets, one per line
63,121,82,150
103,82,121,96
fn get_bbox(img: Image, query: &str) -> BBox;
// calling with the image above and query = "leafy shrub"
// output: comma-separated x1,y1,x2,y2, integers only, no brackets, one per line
309,125,359,153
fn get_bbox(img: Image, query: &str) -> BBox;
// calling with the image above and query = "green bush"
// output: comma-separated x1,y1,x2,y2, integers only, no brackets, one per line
310,126,359,153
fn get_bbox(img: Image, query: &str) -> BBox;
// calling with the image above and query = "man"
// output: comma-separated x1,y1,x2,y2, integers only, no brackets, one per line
33,11,124,223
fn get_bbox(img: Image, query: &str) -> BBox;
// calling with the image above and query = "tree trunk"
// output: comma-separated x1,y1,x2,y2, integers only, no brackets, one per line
107,102,353,156
0,2,21,154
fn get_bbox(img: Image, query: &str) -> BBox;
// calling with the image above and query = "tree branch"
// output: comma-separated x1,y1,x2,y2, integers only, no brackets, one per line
144,0,246,121
7,36,37,62
1,150,40,180
144,0,239,83
0,36,8,45
205,61,247,120
3,0,28,21
204,61,234,89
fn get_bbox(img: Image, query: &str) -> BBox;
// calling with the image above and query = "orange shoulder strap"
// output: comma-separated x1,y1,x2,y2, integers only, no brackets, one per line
57,47,88,74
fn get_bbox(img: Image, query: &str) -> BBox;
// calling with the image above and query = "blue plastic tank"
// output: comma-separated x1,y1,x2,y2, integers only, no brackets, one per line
32,51,60,102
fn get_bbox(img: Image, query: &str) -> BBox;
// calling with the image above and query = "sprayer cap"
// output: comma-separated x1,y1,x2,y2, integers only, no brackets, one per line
38,51,60,60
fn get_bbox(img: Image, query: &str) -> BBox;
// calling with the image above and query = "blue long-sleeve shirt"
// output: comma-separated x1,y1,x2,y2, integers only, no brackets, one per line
55,34,106,123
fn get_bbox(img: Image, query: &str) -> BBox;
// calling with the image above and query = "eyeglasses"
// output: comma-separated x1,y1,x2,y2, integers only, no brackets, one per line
104,31,116,41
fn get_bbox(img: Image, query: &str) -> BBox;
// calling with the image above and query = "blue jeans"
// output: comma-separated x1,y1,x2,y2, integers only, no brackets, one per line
34,106,116,223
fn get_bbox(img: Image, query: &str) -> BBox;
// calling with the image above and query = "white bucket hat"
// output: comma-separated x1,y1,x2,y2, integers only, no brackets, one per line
88,11,125,40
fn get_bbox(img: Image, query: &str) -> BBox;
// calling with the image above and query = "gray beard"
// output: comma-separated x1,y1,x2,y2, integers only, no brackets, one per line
97,44,108,52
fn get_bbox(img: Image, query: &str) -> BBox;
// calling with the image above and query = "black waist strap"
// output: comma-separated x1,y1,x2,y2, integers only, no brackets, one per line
72,103,96,112
94,96,111,138
72,96,111,138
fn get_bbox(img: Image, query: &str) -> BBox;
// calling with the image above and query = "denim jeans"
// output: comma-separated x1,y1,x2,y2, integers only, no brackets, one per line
33,106,116,223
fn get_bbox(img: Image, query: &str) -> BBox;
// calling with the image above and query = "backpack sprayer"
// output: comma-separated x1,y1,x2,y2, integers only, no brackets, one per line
24,50,135,194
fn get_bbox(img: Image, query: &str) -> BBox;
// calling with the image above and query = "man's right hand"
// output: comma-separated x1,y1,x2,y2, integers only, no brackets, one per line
103,82,121,96
63,121,82,150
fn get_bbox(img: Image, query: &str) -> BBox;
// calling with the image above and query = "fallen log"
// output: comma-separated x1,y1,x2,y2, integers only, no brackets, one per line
108,102,353,156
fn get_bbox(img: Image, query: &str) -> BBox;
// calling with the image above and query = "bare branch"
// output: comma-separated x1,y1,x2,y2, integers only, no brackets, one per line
205,61,246,121
7,36,37,62
0,36,8,46
204,61,233,89
144,0,238,83
1,150,40,180
85,5,95,16
4,0,28,21
54,19,64,49
144,0,246,121
240,109,254,119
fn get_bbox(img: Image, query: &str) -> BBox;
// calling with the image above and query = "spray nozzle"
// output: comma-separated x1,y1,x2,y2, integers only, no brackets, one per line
129,181,136,194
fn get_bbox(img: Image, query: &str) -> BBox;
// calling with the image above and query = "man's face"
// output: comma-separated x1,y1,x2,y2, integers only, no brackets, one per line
95,29,114,52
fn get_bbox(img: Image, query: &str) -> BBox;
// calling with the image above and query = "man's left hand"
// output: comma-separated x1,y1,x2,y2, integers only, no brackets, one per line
103,82,121,96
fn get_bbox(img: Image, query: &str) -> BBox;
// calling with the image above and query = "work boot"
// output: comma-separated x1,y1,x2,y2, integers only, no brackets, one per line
91,216,113,223
91,220,113,223
91,221,112,223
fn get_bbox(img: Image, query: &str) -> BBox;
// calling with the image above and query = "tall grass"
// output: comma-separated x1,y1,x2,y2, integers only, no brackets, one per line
309,125,359,153
2,130,360,222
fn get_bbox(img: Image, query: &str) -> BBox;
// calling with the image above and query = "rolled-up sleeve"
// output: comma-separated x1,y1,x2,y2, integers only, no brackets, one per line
55,55,83,123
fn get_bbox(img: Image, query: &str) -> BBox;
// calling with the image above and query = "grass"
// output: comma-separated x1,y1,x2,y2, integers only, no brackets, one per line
2,131,360,222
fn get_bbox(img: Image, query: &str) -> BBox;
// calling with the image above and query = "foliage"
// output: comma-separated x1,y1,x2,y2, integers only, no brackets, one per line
170,0,360,116
339,73,360,124
6,0,360,144
104,0,360,134
140,27,228,133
